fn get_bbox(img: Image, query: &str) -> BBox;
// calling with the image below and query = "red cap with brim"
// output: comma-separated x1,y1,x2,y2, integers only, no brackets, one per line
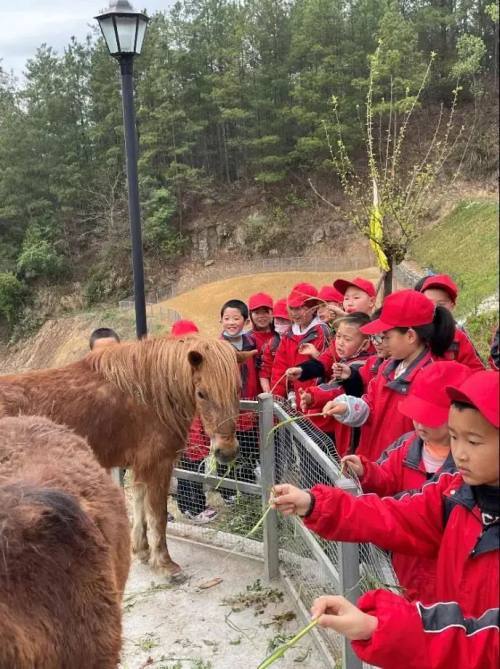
171,319,199,336
446,370,500,428
422,274,458,303
318,285,343,304
334,277,376,298
398,361,471,427
287,282,320,308
361,290,435,335
248,292,274,311
273,298,290,320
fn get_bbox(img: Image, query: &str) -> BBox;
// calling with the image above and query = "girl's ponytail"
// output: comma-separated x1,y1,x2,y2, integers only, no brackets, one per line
413,306,455,357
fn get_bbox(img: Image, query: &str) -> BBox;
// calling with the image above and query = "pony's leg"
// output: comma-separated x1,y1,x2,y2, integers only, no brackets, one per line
144,461,184,582
131,477,150,562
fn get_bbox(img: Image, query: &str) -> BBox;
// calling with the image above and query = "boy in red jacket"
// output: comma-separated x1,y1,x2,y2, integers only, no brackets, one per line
272,370,499,669
333,276,377,315
259,298,290,393
419,274,484,371
342,361,470,602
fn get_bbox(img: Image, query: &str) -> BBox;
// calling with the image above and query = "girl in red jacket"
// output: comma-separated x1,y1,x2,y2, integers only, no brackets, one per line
273,370,499,669
248,292,275,354
323,290,456,461
342,361,470,602
419,274,485,371
271,283,330,401
259,298,290,393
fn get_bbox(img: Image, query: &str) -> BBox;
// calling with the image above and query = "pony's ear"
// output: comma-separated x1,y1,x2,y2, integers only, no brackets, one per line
188,350,204,370
235,349,258,364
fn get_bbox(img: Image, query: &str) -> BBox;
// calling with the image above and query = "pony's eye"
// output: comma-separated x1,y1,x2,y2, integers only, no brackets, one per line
196,390,207,400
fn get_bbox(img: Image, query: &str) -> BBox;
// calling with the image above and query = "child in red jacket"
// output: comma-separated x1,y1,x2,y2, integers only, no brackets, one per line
271,283,329,402
273,370,499,669
333,276,377,315
317,285,344,338
323,290,456,461
342,361,470,602
259,298,290,393
248,292,275,354
419,274,484,371
297,312,372,456
170,320,218,523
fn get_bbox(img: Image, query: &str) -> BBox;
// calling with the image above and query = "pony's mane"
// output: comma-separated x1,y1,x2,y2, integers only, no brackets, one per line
87,335,240,438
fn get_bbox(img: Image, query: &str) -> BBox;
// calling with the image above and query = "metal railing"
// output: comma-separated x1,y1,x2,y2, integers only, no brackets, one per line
160,394,399,668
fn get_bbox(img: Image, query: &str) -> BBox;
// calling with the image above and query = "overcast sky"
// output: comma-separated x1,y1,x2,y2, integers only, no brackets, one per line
0,1,174,80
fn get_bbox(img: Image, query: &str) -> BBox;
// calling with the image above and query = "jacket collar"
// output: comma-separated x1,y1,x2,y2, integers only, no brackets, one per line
445,482,499,557
383,348,433,395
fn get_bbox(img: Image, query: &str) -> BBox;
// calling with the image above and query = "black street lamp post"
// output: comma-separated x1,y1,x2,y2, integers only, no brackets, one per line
95,1,149,339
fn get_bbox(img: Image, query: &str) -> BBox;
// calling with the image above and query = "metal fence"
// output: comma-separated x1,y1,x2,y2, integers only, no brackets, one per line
157,394,398,669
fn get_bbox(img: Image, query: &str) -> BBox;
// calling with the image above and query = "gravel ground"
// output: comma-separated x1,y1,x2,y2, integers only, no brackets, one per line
119,536,327,669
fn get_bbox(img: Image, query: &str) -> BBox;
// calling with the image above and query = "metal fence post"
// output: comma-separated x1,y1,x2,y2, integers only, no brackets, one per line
258,392,280,581
337,477,363,669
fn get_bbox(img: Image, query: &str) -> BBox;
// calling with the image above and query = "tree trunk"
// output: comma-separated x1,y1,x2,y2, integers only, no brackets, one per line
383,266,393,298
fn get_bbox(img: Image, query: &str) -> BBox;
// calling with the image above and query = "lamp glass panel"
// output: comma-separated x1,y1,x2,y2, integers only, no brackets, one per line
135,19,147,54
99,16,119,54
115,16,138,53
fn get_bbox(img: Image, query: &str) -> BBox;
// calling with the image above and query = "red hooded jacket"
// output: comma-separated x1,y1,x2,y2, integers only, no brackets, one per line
358,431,457,602
304,472,499,618
352,589,499,669
351,348,434,461
221,331,259,431
271,321,330,397
249,329,274,354
184,416,210,462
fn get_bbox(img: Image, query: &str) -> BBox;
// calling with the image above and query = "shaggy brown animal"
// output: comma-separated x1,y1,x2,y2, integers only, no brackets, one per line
0,335,241,579
0,416,130,669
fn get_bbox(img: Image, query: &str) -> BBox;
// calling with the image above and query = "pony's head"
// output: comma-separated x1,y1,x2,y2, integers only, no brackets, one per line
187,339,241,464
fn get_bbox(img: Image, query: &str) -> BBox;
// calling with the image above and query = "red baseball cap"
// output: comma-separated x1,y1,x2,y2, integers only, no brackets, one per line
446,370,500,428
398,361,471,427
421,274,458,304
334,276,376,298
361,290,435,334
318,285,343,304
287,282,320,309
171,319,199,336
248,292,274,311
273,298,290,321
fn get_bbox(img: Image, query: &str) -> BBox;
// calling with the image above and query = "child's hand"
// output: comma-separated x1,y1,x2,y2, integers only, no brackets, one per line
311,595,378,641
271,484,312,517
332,362,351,381
298,342,320,358
286,367,302,379
298,388,312,411
341,455,364,477
330,305,347,317
322,401,348,417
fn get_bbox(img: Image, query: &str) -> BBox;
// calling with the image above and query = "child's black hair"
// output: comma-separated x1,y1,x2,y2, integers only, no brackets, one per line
89,327,120,350
334,311,371,332
451,400,478,413
413,276,429,292
371,307,382,321
394,305,455,357
220,299,249,320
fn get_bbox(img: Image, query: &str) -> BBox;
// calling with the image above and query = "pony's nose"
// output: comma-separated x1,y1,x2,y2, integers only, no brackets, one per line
213,440,239,465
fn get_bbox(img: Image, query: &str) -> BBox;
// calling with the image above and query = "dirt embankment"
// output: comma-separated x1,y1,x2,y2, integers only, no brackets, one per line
0,266,379,373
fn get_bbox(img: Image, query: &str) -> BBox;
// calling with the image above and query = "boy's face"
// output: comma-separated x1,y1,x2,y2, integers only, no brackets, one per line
335,323,368,359
371,334,390,358
413,420,450,446
288,304,314,328
449,405,499,486
343,287,374,315
221,307,247,336
423,288,455,312
251,307,273,330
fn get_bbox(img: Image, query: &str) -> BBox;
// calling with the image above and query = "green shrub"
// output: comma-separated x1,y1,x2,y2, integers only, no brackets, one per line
0,272,25,326
464,310,498,362
16,226,66,281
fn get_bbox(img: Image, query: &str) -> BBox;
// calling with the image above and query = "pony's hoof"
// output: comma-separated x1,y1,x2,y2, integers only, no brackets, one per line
134,549,151,564
168,570,187,585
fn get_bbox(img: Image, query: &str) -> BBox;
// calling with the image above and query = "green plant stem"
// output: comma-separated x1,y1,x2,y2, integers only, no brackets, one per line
257,618,320,668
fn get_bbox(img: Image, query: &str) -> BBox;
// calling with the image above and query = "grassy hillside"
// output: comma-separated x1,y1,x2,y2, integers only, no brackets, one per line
412,199,499,318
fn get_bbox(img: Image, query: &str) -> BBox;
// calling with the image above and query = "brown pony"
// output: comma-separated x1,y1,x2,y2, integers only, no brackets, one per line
0,335,241,580
0,415,130,669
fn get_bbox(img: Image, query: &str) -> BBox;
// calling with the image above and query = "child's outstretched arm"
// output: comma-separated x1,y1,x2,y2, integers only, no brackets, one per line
317,589,499,669
272,473,460,558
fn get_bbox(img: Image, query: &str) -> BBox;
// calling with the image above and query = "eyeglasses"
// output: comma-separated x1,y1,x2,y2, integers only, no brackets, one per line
370,334,385,345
